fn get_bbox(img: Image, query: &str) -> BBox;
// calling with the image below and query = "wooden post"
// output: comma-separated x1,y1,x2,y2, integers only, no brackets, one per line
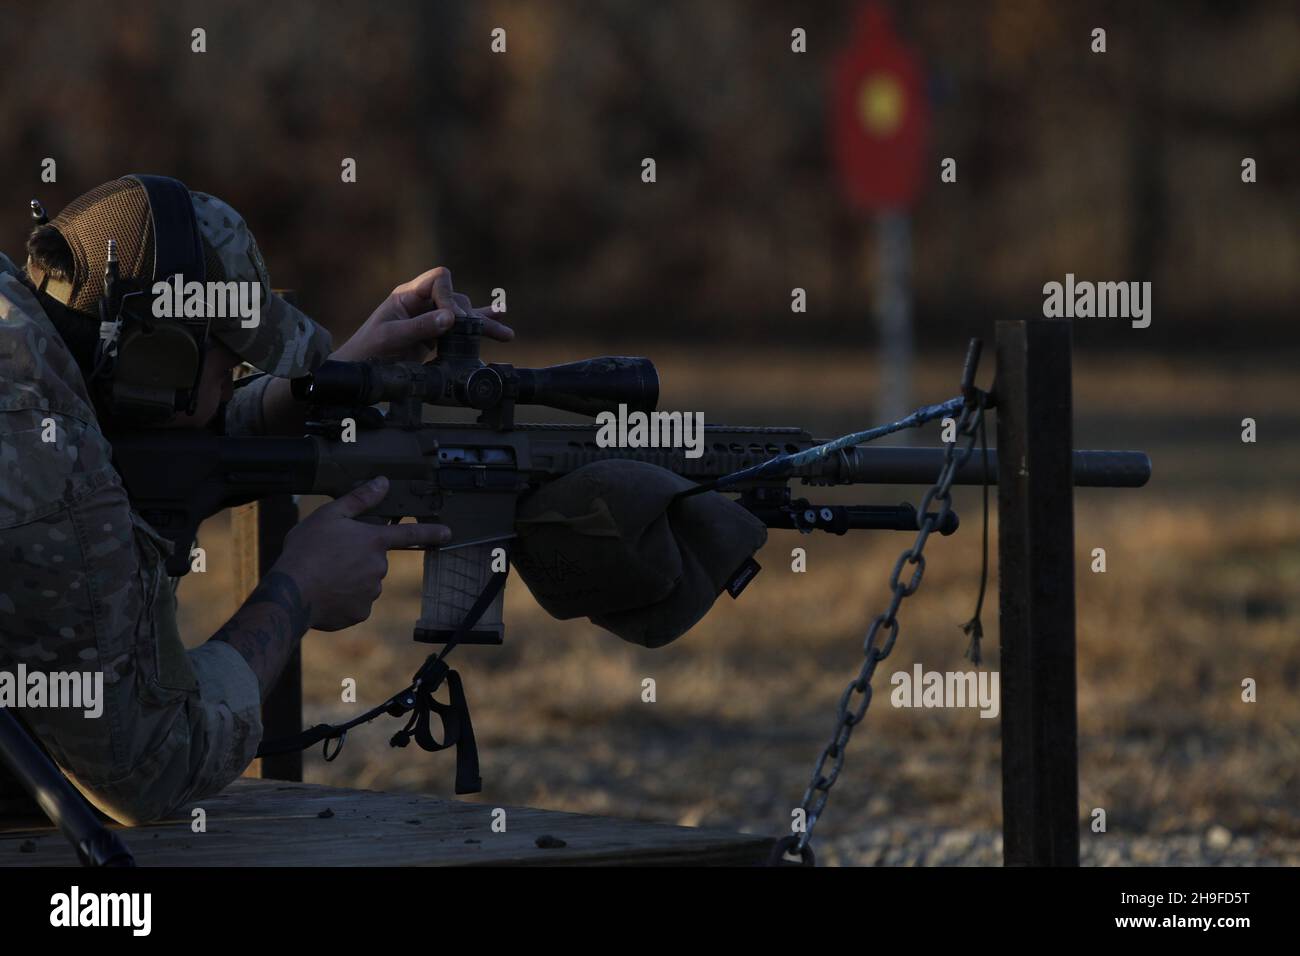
996,319,1080,866
234,496,303,782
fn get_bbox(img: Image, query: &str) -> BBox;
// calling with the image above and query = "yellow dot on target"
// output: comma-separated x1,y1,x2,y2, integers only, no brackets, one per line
858,72,905,137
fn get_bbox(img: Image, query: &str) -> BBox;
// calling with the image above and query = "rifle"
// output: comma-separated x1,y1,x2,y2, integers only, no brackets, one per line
105,321,1149,789
108,316,1149,644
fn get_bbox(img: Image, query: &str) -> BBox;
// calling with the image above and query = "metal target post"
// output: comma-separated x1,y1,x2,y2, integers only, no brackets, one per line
828,3,931,435
872,212,915,431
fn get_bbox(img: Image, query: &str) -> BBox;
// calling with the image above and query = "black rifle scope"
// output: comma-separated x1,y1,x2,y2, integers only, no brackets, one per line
292,314,659,417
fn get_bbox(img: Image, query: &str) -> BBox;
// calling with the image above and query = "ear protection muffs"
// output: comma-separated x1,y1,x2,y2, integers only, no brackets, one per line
93,174,210,424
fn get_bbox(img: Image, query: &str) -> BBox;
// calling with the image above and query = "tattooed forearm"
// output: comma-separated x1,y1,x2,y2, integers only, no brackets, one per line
245,571,312,634
210,571,312,701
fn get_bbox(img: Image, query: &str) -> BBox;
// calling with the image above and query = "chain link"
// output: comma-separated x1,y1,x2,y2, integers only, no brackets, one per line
783,396,986,861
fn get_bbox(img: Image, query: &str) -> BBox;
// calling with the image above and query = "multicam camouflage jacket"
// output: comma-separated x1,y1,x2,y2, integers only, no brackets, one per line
0,252,266,825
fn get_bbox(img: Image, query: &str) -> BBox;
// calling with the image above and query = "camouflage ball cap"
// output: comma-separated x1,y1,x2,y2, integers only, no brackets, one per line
512,459,768,648
40,176,331,378
189,190,331,376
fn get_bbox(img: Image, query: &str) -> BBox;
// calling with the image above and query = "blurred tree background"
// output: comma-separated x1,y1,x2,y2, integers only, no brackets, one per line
1,0,1295,354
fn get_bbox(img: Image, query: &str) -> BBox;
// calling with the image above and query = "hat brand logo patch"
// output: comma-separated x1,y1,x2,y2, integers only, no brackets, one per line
152,274,261,328
595,403,705,459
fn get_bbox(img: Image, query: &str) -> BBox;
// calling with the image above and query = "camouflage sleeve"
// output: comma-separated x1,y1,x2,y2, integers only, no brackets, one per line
223,371,272,436
1,408,263,825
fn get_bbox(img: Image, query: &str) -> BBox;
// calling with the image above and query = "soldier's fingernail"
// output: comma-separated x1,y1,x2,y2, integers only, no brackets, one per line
435,528,452,543
435,310,454,329
369,477,388,491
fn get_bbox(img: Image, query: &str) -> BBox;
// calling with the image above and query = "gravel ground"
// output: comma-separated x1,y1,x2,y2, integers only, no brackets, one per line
821,824,1300,866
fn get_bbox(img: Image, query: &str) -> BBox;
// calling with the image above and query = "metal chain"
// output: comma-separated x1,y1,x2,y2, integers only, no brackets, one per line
776,394,986,865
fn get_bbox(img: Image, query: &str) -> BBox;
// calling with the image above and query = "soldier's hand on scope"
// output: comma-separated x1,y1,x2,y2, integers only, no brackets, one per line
331,265,514,365
272,476,451,632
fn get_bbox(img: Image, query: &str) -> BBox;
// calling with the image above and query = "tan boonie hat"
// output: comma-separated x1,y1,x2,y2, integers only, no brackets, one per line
32,176,331,378
512,459,769,648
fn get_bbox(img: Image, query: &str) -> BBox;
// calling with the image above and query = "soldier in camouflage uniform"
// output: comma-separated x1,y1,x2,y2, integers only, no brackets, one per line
0,176,511,824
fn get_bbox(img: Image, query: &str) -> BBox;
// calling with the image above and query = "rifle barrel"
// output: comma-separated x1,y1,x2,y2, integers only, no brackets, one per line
825,446,1150,488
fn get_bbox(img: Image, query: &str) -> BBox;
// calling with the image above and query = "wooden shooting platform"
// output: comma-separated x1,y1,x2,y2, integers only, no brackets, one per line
0,778,773,867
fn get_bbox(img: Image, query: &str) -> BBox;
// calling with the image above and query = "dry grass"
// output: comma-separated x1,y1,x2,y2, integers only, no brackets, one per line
177,344,1300,843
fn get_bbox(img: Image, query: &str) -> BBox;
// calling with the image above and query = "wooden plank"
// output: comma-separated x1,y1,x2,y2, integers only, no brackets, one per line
232,497,303,782
0,779,773,867
996,319,1080,866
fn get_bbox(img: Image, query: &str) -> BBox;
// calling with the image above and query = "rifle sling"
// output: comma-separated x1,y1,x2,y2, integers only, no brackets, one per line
255,567,509,796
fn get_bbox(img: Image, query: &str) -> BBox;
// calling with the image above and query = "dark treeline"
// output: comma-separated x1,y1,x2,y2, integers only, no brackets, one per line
2,0,1294,353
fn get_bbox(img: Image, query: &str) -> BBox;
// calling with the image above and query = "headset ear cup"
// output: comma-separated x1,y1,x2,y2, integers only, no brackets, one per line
117,320,201,390
103,176,209,420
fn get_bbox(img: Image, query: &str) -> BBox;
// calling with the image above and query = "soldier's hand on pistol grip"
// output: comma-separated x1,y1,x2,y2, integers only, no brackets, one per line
272,476,451,631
